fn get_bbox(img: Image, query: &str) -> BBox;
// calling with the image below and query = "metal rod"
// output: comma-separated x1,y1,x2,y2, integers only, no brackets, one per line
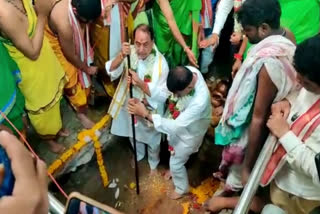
233,136,277,214
126,39,140,195
48,192,65,214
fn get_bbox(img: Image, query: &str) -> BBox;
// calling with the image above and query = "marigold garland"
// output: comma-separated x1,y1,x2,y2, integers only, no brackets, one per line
189,178,220,204
181,202,190,214
47,114,111,187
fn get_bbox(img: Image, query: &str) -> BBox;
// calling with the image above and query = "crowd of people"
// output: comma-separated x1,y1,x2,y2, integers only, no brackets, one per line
0,0,320,213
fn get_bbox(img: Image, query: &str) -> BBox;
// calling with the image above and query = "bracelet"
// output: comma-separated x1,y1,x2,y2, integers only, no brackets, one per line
183,46,189,52
234,53,243,61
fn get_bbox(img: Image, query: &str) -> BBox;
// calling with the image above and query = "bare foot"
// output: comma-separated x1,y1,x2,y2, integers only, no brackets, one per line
46,140,66,154
58,128,70,137
212,171,226,182
77,112,95,129
149,169,158,176
203,196,227,212
167,191,183,200
164,170,172,180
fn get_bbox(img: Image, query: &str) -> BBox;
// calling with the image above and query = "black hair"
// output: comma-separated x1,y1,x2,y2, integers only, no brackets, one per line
71,0,101,22
238,0,281,29
167,66,193,93
133,24,154,40
294,34,320,85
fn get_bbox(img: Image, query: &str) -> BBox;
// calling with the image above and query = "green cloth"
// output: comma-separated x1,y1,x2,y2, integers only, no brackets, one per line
134,12,149,29
152,0,201,68
0,43,25,135
244,0,320,59
280,0,320,44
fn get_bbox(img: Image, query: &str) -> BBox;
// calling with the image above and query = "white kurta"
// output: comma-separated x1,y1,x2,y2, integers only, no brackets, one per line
211,0,246,35
152,66,212,153
152,66,212,194
275,88,320,200
106,46,169,147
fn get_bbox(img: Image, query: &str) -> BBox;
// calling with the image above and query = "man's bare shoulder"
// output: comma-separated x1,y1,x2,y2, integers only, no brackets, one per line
0,1,28,37
0,2,16,25
49,0,71,34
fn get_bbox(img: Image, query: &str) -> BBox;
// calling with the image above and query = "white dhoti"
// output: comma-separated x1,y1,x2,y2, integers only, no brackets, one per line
110,97,162,170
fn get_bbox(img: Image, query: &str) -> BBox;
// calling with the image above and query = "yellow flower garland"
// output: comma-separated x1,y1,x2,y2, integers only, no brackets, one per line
189,178,220,204
48,114,111,187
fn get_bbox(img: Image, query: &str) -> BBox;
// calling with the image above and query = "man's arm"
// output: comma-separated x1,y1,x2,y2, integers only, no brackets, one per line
128,93,209,137
281,132,320,186
0,10,47,60
158,0,198,67
244,66,278,171
267,116,320,186
55,20,91,72
109,42,130,71
211,0,234,36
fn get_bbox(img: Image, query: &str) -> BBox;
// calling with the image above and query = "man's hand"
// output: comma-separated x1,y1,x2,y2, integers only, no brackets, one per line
230,32,242,46
128,98,148,117
35,0,54,17
271,100,291,119
0,131,48,214
199,33,219,49
85,66,98,75
184,47,199,68
232,59,242,79
127,69,143,87
121,42,131,57
267,113,290,138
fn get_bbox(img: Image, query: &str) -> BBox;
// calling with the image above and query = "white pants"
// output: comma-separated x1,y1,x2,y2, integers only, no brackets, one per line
170,143,195,195
225,163,244,192
129,138,160,170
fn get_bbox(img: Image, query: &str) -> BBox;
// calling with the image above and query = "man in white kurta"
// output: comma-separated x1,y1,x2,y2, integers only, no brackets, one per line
105,24,169,171
128,66,212,199
262,35,320,214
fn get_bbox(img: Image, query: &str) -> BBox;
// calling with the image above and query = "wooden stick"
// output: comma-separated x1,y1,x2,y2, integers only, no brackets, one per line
127,39,140,195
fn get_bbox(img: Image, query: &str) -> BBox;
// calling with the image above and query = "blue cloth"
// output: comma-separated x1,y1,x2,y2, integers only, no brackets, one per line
0,146,14,197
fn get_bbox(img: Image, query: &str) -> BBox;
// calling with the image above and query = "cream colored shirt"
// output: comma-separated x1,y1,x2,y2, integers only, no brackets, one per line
275,88,320,200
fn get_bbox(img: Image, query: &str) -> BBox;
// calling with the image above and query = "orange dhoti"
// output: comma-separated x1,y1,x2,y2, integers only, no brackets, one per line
45,26,89,112
91,18,117,98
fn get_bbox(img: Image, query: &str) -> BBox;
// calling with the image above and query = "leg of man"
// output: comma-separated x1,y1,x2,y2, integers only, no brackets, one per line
147,142,160,170
224,163,243,192
169,143,194,197
224,132,248,192
270,182,320,214
130,138,146,161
